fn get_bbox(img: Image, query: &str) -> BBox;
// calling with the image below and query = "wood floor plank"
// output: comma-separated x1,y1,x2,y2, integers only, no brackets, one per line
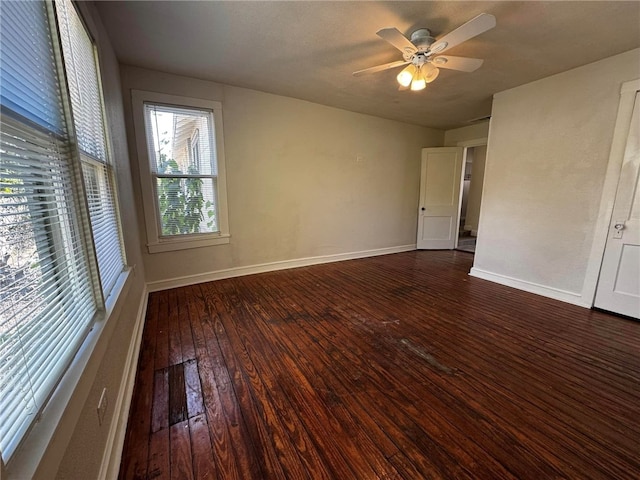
151,368,169,433
204,295,291,479
169,420,194,480
119,292,160,480
177,286,196,361
196,285,266,479
213,277,355,477
168,289,183,366
187,288,243,480
119,251,640,480
188,414,217,480
148,427,170,480
168,363,188,426
211,283,334,479
184,358,205,419
154,290,170,370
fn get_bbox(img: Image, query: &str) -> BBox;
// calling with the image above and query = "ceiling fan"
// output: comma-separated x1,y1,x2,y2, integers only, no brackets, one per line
353,13,496,91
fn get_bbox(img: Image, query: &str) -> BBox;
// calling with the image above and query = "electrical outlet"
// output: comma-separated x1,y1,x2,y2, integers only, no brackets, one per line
97,388,108,426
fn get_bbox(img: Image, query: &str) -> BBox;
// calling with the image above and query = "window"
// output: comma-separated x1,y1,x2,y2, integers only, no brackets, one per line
55,0,125,297
0,0,125,462
132,91,229,253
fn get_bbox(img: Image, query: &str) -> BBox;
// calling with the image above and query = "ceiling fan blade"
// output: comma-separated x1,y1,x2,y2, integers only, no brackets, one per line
353,60,409,77
432,56,484,72
376,27,418,55
430,13,496,54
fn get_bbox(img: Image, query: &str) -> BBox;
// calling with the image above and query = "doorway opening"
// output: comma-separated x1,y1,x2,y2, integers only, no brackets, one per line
456,144,487,254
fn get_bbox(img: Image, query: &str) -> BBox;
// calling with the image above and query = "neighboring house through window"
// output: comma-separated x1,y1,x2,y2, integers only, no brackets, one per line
189,128,201,171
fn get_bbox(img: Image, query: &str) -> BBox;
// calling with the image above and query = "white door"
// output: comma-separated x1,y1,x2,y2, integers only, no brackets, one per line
417,147,464,249
594,92,640,319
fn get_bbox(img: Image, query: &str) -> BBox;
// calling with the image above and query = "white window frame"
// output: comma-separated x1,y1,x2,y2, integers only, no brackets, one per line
131,90,230,253
66,16,126,299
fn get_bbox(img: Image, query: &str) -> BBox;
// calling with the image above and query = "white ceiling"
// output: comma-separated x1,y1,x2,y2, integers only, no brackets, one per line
96,1,640,130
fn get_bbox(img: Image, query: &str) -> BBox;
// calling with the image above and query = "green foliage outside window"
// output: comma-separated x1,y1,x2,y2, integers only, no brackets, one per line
156,152,215,235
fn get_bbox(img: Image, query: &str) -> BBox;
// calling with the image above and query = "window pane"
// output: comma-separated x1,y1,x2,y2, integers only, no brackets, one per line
156,177,217,235
143,102,220,239
144,104,216,176
0,0,66,134
82,161,123,295
55,0,125,297
55,0,107,161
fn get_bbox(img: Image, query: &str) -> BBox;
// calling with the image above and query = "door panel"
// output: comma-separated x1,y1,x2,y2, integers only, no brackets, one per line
417,147,463,249
421,216,453,241
595,92,640,319
615,245,640,296
425,154,458,204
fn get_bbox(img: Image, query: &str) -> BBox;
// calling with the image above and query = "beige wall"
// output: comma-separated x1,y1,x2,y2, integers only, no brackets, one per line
465,145,487,234
472,49,640,303
44,3,146,479
120,66,444,284
444,121,489,146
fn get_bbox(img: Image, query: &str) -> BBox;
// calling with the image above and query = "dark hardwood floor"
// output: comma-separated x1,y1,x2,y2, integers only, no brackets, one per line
119,250,640,479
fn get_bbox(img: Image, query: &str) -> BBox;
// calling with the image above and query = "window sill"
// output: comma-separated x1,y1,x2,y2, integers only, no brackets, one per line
147,233,230,253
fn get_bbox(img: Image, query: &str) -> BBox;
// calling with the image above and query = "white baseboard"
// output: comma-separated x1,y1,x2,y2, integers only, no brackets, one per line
148,244,416,292
469,267,591,308
98,286,149,480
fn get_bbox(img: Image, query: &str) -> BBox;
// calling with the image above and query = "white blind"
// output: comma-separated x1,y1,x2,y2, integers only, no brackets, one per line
55,0,125,296
54,0,106,161
0,0,65,135
81,160,123,294
0,117,96,459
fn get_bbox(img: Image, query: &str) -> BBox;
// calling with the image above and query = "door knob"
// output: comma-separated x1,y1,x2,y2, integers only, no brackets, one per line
614,223,625,230
421,207,425,211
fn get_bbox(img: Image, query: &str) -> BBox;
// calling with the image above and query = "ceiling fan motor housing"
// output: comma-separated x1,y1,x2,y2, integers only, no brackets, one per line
410,28,436,52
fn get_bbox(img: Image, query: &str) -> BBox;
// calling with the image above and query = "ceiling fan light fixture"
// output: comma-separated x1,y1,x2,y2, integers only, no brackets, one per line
423,63,440,83
410,70,426,91
397,64,416,87
355,13,496,91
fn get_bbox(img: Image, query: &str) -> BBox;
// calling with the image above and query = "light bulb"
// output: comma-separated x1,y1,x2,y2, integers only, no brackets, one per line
396,64,416,87
410,76,426,91
410,67,426,91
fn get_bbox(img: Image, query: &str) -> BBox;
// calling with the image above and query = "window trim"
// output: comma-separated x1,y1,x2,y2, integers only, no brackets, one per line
131,90,230,253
